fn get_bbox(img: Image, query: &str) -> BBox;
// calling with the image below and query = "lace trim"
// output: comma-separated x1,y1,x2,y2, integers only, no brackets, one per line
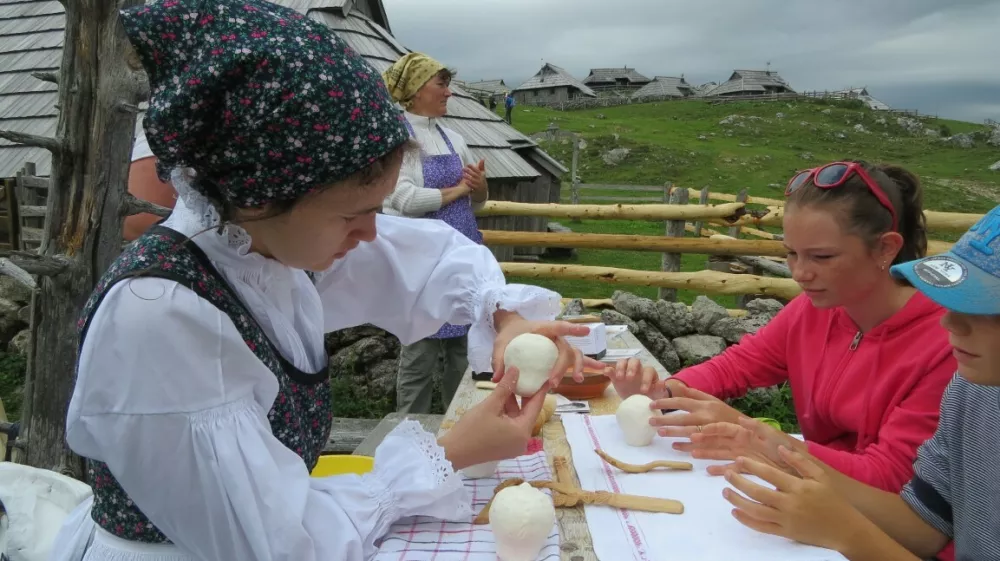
169,168,253,253
392,419,471,518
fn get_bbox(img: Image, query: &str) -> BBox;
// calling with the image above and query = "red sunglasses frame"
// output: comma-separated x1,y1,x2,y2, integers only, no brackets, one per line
785,162,898,232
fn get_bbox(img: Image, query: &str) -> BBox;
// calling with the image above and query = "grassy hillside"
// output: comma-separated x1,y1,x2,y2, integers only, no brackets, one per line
500,97,1000,304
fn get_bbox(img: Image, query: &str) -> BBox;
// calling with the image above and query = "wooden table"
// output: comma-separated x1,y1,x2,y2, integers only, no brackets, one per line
440,328,668,561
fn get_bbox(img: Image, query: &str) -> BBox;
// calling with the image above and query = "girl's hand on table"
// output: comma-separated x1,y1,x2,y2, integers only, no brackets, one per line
680,417,805,475
648,385,746,438
721,448,868,553
604,357,681,400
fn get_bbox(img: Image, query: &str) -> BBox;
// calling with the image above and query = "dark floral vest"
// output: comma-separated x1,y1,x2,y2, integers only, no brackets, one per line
77,225,332,543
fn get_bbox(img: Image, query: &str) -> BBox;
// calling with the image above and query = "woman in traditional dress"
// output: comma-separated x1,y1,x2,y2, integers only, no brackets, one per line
49,0,599,559
380,53,490,414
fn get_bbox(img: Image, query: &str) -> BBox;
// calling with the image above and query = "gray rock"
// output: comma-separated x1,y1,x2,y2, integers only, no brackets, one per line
745,298,785,320
821,108,832,114
326,324,392,351
990,160,1000,172
875,117,887,125
653,300,695,338
672,335,727,366
612,290,655,320
709,316,770,344
602,147,630,166
944,133,975,148
363,358,399,396
988,127,1000,147
635,320,681,372
0,316,25,345
775,112,786,119
0,276,31,304
562,298,585,316
8,329,30,357
330,335,398,375
600,309,638,334
0,298,20,319
924,128,939,137
853,123,867,134
691,296,729,334
896,117,922,135
800,152,814,160
719,115,740,126
17,305,30,323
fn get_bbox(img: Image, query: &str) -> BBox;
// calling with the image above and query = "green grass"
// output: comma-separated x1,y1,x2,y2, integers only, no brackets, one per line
505,97,1000,300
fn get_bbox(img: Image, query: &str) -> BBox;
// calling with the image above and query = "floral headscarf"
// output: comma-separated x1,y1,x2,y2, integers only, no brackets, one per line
382,52,446,109
120,0,408,208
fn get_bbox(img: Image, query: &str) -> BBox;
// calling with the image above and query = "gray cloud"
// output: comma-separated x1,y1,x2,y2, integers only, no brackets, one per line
381,0,1000,122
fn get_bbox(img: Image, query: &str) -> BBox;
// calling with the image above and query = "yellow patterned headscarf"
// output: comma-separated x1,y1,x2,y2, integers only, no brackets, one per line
382,53,446,108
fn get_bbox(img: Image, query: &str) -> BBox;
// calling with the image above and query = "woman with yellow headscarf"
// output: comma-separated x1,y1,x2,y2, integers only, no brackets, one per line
382,53,490,415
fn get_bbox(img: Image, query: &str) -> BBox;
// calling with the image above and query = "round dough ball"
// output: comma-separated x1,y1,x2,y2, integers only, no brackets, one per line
502,333,559,397
489,481,555,561
616,394,659,447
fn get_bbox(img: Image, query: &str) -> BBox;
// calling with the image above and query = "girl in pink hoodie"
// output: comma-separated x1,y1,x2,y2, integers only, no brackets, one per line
608,161,956,495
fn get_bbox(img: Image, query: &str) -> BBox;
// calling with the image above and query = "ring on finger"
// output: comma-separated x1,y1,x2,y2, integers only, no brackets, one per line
696,425,703,433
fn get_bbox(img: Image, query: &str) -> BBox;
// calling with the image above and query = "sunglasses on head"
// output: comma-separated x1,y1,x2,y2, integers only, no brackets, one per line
785,161,898,232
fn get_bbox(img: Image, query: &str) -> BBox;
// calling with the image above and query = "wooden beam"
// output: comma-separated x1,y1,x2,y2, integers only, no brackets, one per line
559,297,750,317
19,205,48,218
476,201,746,221
0,130,64,153
502,263,801,299
32,71,59,85
122,194,171,218
480,230,788,257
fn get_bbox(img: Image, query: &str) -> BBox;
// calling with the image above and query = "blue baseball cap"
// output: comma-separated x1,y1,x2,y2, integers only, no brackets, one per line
891,205,1000,315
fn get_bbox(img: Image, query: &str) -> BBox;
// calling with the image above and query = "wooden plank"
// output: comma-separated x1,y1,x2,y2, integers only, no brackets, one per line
559,195,664,203
440,330,667,561
693,186,710,237
18,205,47,218
20,226,43,243
728,189,749,239
353,412,443,457
322,417,381,454
14,176,51,190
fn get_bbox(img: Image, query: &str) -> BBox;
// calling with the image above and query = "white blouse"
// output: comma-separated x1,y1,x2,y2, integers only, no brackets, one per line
381,112,487,217
49,170,561,561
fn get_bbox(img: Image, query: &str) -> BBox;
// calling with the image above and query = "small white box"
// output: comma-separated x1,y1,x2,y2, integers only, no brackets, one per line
563,322,607,358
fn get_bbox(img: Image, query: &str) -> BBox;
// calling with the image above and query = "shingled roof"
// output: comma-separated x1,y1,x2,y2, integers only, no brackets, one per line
630,76,694,99
583,67,650,86
513,63,597,97
461,79,509,96
0,0,565,180
706,69,795,97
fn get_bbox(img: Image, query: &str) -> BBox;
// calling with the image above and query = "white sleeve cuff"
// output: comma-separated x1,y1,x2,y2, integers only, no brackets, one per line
364,419,472,525
467,283,563,373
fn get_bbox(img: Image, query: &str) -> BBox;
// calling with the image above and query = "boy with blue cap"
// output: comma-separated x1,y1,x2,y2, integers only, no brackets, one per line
683,204,1000,560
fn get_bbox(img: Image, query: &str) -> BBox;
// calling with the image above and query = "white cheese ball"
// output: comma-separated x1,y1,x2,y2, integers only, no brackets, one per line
502,333,559,396
616,394,659,446
489,481,555,561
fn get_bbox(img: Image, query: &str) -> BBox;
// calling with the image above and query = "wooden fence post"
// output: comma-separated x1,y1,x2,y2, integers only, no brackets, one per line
693,186,710,238
659,183,688,301
727,189,749,239
570,136,580,223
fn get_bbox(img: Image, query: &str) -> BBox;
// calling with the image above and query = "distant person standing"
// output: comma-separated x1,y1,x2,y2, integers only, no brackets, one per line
504,92,515,124
489,96,498,112
382,52,490,414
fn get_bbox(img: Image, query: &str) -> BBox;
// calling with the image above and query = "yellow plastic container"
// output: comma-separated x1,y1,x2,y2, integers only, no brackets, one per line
311,455,375,477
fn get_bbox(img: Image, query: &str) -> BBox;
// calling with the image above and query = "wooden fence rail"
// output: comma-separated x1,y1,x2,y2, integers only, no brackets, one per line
476,200,982,232
501,263,801,300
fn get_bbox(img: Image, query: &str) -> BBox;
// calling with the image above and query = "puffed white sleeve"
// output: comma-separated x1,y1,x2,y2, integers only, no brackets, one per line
66,278,471,561
314,214,561,373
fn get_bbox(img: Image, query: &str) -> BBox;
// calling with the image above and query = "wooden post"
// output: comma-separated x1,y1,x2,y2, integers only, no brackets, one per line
570,136,580,223
693,186,709,237
727,189,749,239
658,184,687,301
0,0,146,474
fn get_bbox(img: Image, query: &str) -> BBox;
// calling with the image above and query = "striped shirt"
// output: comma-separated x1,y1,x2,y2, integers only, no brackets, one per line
901,374,1000,560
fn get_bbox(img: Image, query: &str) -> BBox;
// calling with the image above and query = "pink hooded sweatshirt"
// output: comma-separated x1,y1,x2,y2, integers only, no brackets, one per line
673,292,956,492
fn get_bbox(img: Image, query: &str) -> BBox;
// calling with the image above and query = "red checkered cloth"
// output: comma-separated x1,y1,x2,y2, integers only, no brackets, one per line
373,447,560,560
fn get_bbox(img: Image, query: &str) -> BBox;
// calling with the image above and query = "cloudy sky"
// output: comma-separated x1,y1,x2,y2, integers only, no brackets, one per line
381,0,1000,123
